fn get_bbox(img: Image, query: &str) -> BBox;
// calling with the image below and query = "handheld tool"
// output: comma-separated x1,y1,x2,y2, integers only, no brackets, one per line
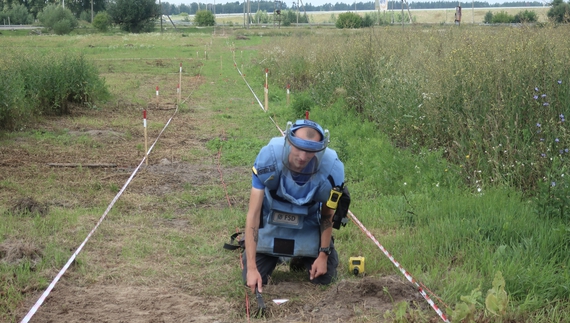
254,287,266,318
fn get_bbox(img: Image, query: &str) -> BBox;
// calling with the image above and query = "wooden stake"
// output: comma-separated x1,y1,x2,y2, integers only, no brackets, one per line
264,84,269,112
264,69,269,111
156,86,159,109
178,63,182,104
143,110,148,166
47,163,117,168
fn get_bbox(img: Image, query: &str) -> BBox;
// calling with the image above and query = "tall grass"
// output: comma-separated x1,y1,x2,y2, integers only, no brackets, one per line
251,25,570,320
261,25,570,194
0,50,109,130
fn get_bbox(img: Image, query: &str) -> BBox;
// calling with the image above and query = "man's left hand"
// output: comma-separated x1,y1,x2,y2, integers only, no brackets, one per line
309,254,328,280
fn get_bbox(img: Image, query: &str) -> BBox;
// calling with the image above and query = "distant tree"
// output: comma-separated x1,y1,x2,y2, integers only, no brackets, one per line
179,4,191,14
4,3,34,24
189,2,199,14
38,4,79,34
281,10,308,25
254,10,269,23
169,4,179,15
93,11,111,31
194,10,215,26
547,0,570,23
66,0,106,20
107,0,160,32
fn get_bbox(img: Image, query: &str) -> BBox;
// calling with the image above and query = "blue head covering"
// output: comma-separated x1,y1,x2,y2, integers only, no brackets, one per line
287,119,327,152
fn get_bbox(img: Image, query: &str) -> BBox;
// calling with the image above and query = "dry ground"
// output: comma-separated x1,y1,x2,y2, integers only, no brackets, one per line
1,52,437,323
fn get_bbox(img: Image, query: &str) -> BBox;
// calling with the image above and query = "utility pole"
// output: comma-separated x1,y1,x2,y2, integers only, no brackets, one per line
159,0,163,32
401,0,404,29
391,0,394,24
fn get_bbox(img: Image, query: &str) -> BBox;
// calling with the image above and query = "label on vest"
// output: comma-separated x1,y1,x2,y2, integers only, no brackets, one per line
271,211,302,227
269,211,303,229
268,200,307,229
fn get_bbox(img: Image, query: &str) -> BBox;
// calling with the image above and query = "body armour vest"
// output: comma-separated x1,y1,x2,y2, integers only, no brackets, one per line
254,137,344,258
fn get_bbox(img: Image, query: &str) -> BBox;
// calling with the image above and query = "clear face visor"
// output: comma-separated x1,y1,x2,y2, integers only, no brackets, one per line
282,121,330,176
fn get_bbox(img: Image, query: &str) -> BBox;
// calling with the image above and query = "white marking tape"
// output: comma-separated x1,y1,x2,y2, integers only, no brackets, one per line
21,106,179,323
233,55,284,136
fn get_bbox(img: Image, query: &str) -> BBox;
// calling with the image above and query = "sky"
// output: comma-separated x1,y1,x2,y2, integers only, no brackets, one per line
162,0,511,7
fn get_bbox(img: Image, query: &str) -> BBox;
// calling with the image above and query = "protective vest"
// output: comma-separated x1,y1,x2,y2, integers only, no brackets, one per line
254,137,344,258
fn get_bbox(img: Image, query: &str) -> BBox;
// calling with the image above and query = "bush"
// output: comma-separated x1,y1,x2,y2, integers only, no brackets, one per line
336,12,362,29
291,92,314,118
52,19,73,35
491,11,514,23
513,10,538,23
194,10,215,26
93,11,111,32
362,13,374,27
79,10,91,22
38,4,78,34
483,11,493,24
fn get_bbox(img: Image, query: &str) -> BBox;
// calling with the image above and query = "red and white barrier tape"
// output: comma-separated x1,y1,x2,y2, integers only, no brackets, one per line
21,106,179,323
348,210,450,322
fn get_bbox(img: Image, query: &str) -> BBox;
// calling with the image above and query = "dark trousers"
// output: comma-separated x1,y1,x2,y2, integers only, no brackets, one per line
242,240,338,285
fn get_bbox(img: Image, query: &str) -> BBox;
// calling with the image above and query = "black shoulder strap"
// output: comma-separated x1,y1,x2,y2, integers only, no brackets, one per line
223,232,244,251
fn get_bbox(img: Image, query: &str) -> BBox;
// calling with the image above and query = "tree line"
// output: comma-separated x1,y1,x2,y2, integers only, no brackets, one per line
0,0,547,22
1,0,568,34
158,0,546,15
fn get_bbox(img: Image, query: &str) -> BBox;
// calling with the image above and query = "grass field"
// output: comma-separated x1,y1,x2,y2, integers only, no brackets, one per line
1,18,569,323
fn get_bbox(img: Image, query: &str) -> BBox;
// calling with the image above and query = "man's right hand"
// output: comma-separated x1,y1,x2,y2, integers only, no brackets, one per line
246,269,263,294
